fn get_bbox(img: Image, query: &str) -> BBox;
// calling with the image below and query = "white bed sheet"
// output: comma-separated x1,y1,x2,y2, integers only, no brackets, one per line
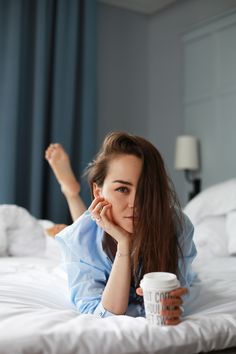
0,255,236,354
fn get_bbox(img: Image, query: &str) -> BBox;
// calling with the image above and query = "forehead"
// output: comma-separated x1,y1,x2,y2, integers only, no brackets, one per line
106,154,142,182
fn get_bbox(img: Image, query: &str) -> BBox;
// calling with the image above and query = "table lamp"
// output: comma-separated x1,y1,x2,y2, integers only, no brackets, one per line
174,135,201,200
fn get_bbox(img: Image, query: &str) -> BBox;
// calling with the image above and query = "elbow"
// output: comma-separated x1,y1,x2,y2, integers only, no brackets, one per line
101,301,127,315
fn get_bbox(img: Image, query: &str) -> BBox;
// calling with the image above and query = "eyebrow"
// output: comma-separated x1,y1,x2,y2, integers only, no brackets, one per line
112,180,133,186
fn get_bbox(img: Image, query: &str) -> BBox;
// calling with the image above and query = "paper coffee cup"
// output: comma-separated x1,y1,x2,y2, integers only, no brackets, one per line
140,272,180,326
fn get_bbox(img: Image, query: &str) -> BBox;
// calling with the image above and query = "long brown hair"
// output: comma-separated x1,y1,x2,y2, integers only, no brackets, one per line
85,131,183,286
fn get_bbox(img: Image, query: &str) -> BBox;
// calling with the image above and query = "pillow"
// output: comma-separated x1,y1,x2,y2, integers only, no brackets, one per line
193,216,228,258
0,204,46,257
225,211,236,256
0,223,8,256
44,235,62,261
184,179,236,225
38,219,63,261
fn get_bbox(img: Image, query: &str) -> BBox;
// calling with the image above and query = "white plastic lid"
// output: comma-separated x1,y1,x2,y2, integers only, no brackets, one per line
140,272,180,291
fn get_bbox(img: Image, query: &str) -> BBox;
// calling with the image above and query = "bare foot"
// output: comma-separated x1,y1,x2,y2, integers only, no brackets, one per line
45,143,80,197
46,224,67,237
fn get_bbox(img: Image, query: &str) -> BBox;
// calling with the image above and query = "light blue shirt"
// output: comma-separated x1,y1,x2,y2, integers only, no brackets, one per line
56,210,196,318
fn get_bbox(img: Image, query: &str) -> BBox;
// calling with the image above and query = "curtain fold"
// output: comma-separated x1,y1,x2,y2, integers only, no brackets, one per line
0,0,97,224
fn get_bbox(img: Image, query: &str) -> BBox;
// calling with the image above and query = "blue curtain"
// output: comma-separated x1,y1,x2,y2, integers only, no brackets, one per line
0,0,97,224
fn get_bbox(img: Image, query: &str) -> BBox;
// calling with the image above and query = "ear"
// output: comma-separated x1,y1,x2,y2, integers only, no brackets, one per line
92,182,103,198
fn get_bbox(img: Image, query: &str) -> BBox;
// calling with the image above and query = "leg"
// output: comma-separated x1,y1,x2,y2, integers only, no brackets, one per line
46,224,67,237
45,143,86,221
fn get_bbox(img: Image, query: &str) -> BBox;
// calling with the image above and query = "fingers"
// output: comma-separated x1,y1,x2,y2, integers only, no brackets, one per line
88,197,111,223
159,288,186,325
100,204,112,220
88,197,105,213
136,287,143,296
165,318,181,326
135,286,185,326
101,204,112,220
169,287,188,297
161,297,183,307
95,201,109,216
161,307,183,318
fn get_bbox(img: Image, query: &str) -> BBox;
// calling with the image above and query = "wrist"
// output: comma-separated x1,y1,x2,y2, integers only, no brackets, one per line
61,181,81,198
117,240,131,254
116,250,130,257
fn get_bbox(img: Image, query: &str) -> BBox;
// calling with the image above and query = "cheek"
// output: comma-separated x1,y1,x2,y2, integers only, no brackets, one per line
101,187,117,205
104,194,120,210
101,190,123,215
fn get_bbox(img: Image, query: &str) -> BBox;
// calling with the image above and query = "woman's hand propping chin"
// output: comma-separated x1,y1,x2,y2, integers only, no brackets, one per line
88,197,132,245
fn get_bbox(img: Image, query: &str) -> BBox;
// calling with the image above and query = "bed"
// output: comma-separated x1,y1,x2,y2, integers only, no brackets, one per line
0,180,236,354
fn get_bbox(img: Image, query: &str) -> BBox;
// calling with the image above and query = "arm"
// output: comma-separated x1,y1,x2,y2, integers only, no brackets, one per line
56,210,132,316
55,214,111,316
89,197,133,315
101,240,131,314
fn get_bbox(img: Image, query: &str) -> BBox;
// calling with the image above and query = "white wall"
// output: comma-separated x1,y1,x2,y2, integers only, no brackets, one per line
183,10,236,192
97,0,236,205
147,0,236,205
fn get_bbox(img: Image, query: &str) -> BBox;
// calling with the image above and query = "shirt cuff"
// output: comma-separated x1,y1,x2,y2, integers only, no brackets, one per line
93,302,116,318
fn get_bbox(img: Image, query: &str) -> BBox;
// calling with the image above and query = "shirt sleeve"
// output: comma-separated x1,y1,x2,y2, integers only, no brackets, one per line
65,257,115,318
55,212,116,318
178,213,197,291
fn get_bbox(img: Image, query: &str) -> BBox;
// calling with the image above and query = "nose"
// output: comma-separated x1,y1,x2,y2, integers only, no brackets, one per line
128,191,135,208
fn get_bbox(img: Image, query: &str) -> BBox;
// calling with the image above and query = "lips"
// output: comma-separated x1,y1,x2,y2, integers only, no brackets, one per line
124,216,138,221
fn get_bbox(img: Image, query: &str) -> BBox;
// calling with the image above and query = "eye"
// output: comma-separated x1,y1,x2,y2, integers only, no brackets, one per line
115,186,129,193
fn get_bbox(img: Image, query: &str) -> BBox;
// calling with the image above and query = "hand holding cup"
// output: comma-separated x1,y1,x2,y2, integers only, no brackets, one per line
137,272,188,326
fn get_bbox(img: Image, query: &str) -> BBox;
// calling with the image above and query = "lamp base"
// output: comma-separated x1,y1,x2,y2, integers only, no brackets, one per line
188,178,201,201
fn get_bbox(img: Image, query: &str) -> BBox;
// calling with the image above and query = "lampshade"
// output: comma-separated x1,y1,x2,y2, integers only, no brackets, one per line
174,135,199,170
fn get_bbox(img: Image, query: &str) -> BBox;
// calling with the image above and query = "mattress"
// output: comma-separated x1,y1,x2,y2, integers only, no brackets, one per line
0,254,236,354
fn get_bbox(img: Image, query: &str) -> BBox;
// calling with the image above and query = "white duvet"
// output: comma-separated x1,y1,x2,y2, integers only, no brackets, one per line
1,180,236,354
0,255,236,354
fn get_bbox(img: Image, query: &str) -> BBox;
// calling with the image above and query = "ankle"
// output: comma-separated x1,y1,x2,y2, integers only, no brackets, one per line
61,183,81,198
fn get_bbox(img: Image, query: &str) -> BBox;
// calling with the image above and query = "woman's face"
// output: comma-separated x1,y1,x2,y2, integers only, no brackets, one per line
93,154,142,233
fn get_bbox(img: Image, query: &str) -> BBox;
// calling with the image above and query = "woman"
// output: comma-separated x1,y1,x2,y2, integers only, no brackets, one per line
46,132,196,325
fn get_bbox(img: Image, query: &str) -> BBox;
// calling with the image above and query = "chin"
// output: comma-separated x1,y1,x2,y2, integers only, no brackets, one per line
122,223,133,234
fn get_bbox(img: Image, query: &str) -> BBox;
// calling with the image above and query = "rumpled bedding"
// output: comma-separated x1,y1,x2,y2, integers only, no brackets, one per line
0,204,46,257
0,255,236,354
